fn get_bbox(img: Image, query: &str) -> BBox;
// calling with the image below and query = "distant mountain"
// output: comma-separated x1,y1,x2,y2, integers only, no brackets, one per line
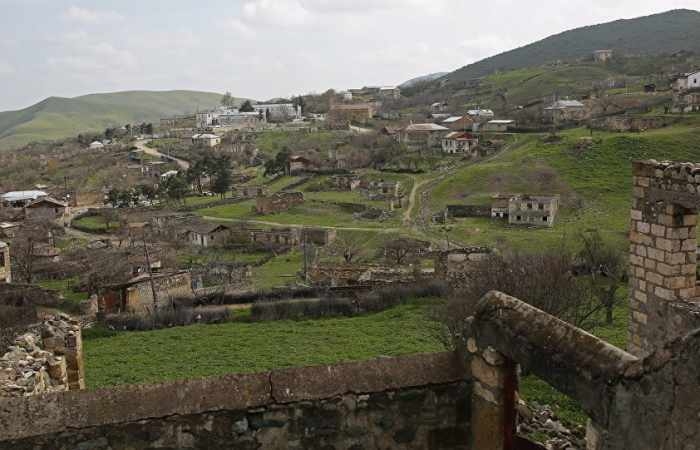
446,9,700,83
0,90,231,150
399,72,448,88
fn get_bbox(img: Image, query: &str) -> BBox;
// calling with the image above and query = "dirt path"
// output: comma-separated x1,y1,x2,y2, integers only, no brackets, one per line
134,139,191,170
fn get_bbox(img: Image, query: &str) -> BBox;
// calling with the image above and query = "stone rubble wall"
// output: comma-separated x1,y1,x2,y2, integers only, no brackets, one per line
0,352,471,450
0,313,84,396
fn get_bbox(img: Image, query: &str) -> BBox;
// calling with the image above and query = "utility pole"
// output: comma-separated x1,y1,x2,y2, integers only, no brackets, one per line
141,230,158,311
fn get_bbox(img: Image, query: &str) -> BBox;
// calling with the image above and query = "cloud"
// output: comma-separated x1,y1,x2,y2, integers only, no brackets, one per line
63,5,124,24
48,41,137,75
0,60,15,75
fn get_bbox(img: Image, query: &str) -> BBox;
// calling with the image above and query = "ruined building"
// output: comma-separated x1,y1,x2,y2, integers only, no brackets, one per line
1,161,699,449
0,240,10,283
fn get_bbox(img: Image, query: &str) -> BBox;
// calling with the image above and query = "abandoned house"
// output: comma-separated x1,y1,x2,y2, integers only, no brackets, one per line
250,227,301,248
327,103,375,128
491,194,511,219
255,192,304,215
302,227,337,246
0,190,48,208
441,131,479,155
328,174,361,191
500,194,560,227
434,246,492,281
544,99,586,122
24,197,67,221
289,155,316,174
234,185,267,199
191,133,221,147
98,271,193,314
0,241,10,283
400,123,449,149
364,180,401,200
0,222,20,240
593,49,613,62
182,222,232,248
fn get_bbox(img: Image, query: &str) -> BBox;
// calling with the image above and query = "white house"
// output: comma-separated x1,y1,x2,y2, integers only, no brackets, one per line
253,103,302,121
192,133,221,147
687,70,700,90
467,109,495,119
441,132,479,156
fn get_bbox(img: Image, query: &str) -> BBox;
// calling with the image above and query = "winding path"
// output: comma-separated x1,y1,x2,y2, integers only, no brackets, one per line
134,139,191,170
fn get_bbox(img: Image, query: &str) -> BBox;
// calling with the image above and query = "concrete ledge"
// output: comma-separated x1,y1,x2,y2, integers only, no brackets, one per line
0,352,465,441
472,291,638,424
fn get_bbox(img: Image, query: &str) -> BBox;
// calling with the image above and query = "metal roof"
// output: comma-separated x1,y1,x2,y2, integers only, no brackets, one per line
1,190,48,202
405,123,449,132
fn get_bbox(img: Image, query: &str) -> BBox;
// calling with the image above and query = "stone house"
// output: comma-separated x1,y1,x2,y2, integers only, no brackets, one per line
98,271,193,314
328,174,361,191
490,194,512,219
378,86,401,100
255,192,304,215
234,185,267,199
0,240,10,283
0,190,48,208
593,49,613,62
365,180,401,200
442,131,479,156
302,227,337,246
250,228,301,248
328,104,375,128
0,222,20,240
191,133,221,147
289,156,316,174
24,197,67,221
544,100,586,122
400,123,449,149
503,194,559,227
181,222,232,248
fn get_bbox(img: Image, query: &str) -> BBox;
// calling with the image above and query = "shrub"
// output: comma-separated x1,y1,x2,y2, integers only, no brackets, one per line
251,298,356,321
102,306,232,331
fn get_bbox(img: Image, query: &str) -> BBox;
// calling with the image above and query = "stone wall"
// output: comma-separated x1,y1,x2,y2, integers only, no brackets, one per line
629,160,700,356
0,352,471,449
446,205,491,219
434,247,492,282
0,313,84,396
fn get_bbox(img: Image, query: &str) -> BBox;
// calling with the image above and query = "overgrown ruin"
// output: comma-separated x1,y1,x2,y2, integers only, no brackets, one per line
0,161,699,448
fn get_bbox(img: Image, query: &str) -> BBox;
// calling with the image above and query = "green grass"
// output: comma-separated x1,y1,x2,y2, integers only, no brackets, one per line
252,251,303,289
37,277,88,305
177,248,269,267
72,215,119,233
83,301,441,389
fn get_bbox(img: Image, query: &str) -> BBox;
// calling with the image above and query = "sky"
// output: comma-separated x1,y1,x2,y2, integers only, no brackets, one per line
0,0,699,111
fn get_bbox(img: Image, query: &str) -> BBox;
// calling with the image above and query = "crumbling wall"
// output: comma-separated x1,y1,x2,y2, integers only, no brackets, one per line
0,313,84,396
0,352,471,450
629,160,700,356
434,247,492,282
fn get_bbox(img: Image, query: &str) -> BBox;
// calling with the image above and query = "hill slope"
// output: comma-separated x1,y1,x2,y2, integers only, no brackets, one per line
0,90,227,150
446,9,700,83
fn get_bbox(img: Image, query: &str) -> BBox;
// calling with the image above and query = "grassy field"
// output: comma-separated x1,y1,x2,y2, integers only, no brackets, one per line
72,215,120,233
83,301,442,389
252,251,303,289
427,123,700,249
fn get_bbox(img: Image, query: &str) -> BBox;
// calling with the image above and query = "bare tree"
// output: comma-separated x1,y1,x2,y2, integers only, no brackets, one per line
326,234,364,263
10,219,58,284
381,237,428,266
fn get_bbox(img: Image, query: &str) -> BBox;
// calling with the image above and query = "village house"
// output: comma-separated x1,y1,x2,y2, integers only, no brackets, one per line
441,115,475,131
302,227,337,246
98,271,193,314
430,101,448,113
365,180,401,200
328,174,361,191
255,192,304,214
0,241,10,284
377,86,401,100
544,99,586,122
328,103,375,127
250,227,301,248
593,49,613,62
482,119,516,132
234,185,267,199
400,123,449,149
252,103,302,122
191,133,221,147
441,131,479,156
24,197,67,221
0,190,48,208
0,222,20,240
288,155,317,174
491,194,559,227
467,109,495,120
181,222,232,248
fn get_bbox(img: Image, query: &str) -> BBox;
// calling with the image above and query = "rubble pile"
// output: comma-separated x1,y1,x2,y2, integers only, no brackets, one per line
518,401,586,450
0,314,80,397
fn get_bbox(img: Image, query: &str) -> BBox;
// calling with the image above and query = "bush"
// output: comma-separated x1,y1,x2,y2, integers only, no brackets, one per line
251,298,356,321
102,306,232,331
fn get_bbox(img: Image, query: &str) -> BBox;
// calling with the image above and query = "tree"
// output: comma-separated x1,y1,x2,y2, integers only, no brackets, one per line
326,234,364,263
577,230,626,324
264,148,291,176
211,155,232,199
221,91,236,107
381,237,427,266
11,220,57,284
240,100,254,112
159,174,189,205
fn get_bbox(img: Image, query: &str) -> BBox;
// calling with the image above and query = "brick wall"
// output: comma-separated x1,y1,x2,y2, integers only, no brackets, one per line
0,353,471,449
629,160,700,356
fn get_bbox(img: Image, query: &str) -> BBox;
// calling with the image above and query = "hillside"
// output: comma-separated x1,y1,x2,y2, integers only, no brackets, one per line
399,72,448,88
445,9,700,84
0,90,228,150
